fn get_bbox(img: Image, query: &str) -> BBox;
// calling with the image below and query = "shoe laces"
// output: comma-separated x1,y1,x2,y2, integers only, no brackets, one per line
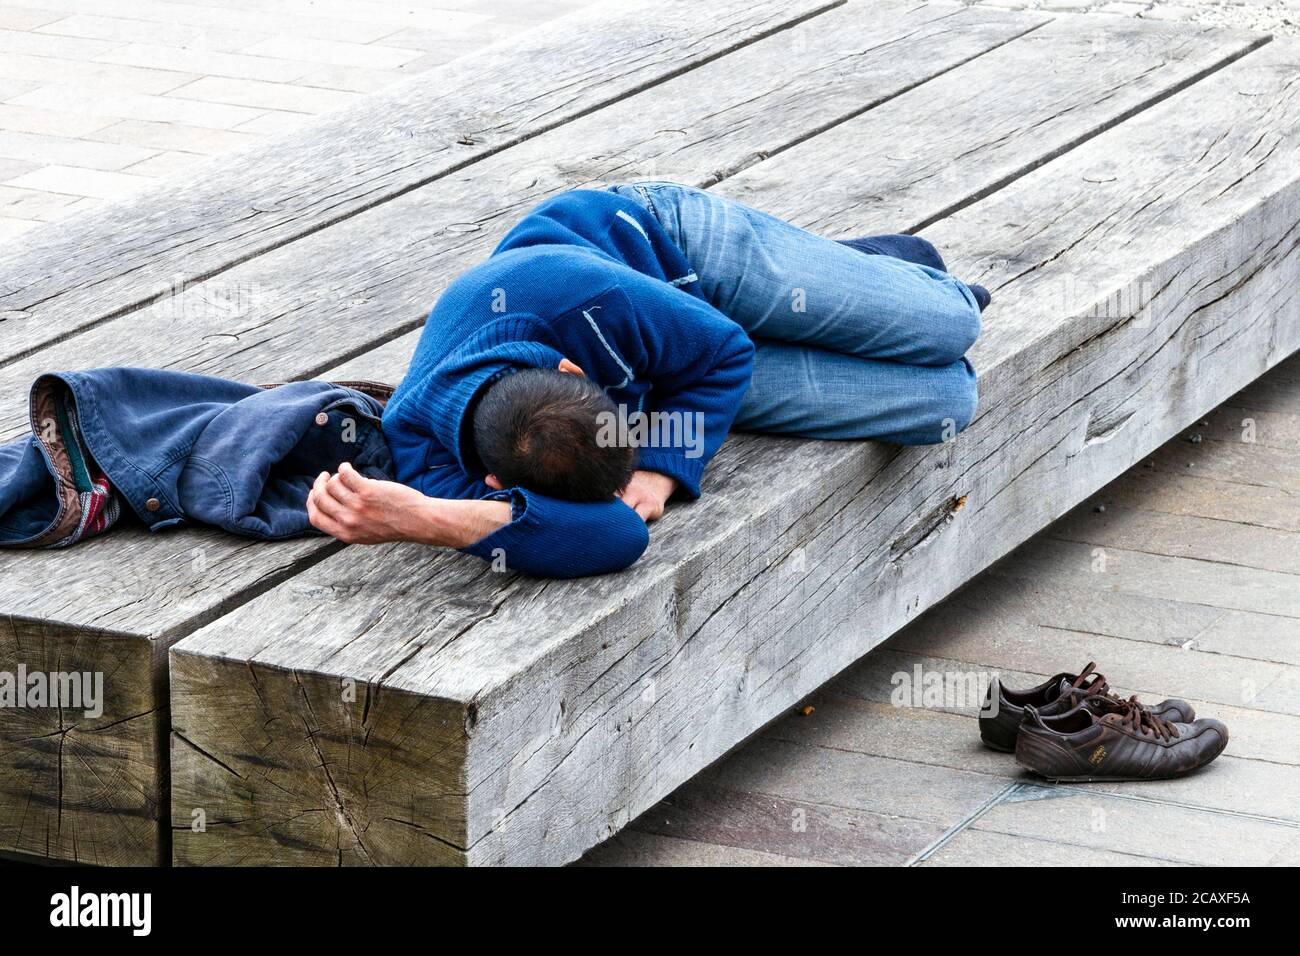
1069,662,1135,709
1069,661,1110,695
1104,694,1180,742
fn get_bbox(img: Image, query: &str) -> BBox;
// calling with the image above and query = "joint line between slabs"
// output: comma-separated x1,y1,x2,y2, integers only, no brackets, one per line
1033,783,1300,829
906,780,1022,866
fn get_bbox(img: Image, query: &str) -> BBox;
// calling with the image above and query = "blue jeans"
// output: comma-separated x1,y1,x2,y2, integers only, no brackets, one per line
608,182,980,444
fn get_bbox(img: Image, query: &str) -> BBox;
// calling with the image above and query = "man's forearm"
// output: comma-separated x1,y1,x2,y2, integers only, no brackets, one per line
307,465,512,548
414,497,512,548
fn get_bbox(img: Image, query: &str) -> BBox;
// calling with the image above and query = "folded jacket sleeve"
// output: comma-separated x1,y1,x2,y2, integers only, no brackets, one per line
412,444,650,577
633,300,755,498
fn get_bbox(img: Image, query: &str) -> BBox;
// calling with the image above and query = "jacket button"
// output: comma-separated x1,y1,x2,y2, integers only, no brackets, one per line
314,412,329,426
145,497,161,512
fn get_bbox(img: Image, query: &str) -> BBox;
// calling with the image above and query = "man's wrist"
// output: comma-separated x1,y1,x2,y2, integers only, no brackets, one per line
417,497,512,548
412,496,451,547
646,470,678,500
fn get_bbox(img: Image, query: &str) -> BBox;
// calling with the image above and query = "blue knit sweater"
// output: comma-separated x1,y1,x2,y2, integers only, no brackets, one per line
382,190,755,578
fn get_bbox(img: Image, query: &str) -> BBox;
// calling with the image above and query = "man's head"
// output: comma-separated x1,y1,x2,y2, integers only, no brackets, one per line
472,365,634,501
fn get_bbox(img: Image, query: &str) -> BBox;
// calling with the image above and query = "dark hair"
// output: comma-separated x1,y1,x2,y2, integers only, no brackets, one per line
471,368,634,502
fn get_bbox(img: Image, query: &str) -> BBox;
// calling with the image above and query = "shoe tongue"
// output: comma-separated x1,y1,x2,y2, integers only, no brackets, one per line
1058,677,1074,696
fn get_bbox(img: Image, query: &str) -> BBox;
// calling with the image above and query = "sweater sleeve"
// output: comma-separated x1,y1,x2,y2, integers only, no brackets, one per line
462,489,649,578
633,298,755,498
410,444,649,577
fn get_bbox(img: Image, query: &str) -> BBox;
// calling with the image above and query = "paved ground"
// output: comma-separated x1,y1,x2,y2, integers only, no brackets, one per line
0,0,596,241
583,352,1300,865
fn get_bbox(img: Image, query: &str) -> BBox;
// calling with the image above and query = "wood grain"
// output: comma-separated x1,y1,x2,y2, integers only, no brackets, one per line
169,36,1300,865
0,0,841,367
0,0,1045,866
0,0,1047,442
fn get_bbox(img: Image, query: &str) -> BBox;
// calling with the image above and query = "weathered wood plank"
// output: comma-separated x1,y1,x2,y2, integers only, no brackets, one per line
1097,466,1300,533
634,784,945,866
1142,429,1300,492
324,15,1263,382
0,0,841,366
1267,832,1300,866
0,530,339,866
619,735,1010,868
0,0,1057,441
767,691,1017,777
1201,403,1300,449
691,737,1011,825
622,682,1300,868
1232,352,1300,412
711,20,1267,238
0,617,163,865
0,0,1053,866
167,37,1300,865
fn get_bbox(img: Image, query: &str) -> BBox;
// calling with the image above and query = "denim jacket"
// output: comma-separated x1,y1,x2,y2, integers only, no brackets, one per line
0,368,393,547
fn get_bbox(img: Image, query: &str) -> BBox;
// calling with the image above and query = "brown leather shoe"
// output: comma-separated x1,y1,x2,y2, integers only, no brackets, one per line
979,662,1195,752
1015,695,1228,782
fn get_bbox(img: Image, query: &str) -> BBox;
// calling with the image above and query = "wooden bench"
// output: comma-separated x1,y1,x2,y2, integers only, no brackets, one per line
0,0,842,866
2,0,1297,866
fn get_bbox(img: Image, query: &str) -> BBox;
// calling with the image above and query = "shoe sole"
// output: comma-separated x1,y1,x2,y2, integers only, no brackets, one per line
1038,774,1165,783
1016,730,1228,782
1018,765,1212,783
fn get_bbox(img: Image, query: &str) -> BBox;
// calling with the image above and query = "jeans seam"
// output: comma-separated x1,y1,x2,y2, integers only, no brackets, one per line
633,184,659,222
631,184,698,286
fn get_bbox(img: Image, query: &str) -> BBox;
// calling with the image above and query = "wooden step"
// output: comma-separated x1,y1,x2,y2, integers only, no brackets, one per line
0,0,1050,867
164,26,1300,863
0,0,839,368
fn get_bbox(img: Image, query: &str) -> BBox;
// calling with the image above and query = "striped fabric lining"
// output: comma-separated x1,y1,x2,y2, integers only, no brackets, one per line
48,392,122,548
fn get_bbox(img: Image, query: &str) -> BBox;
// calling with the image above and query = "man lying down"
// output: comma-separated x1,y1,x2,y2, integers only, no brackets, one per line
0,183,987,578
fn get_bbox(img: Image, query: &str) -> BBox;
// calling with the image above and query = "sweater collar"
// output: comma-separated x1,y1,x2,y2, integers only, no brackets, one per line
412,318,566,476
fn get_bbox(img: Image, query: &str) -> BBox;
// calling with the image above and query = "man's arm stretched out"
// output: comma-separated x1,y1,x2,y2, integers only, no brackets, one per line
307,462,510,550
308,316,752,579
307,429,654,579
